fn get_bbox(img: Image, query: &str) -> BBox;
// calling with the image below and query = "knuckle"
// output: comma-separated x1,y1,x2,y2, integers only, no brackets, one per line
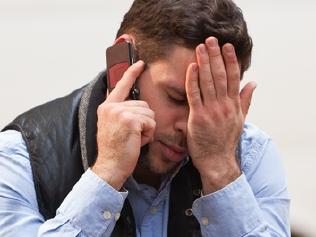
119,112,139,129
214,70,226,81
97,102,112,115
226,53,238,64
222,101,240,120
113,106,125,118
209,46,221,57
97,105,104,115
148,109,155,119
210,110,221,123
206,80,214,90
233,98,241,108
200,56,210,65
223,107,234,119
189,88,201,98
118,111,131,124
231,71,241,80
101,103,123,118
149,119,157,129
139,100,149,108
206,103,222,122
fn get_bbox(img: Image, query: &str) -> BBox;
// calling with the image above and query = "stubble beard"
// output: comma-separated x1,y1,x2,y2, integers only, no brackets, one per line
138,132,187,175
138,145,172,175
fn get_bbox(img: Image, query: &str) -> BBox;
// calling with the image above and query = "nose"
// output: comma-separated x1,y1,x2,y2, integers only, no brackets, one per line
174,107,189,135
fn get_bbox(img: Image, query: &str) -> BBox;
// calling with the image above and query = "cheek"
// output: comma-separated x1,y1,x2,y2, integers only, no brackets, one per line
139,90,172,126
151,103,171,129
156,110,187,141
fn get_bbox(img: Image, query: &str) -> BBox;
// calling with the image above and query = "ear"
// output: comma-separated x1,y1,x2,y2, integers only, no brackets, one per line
114,34,136,46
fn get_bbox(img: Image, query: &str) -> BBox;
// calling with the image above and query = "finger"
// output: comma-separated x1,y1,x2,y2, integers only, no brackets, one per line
222,43,240,98
240,81,257,117
120,100,150,109
196,44,216,102
128,107,155,120
205,37,227,100
120,100,154,119
106,102,154,121
106,60,145,102
138,115,156,146
185,63,203,110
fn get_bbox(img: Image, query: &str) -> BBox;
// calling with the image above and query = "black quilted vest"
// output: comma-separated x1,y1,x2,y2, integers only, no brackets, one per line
2,72,202,236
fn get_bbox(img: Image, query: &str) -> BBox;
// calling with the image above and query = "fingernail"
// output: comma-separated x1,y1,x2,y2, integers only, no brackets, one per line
224,44,234,53
206,37,218,48
198,44,207,54
137,60,145,65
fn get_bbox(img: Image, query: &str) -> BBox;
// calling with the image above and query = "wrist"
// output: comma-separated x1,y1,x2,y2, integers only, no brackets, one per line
197,158,241,194
91,163,128,191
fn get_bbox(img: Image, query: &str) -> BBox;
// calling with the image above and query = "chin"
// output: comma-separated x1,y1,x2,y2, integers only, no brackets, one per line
148,157,178,175
141,146,179,175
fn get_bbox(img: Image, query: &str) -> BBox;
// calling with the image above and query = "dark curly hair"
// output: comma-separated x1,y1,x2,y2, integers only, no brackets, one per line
117,0,252,78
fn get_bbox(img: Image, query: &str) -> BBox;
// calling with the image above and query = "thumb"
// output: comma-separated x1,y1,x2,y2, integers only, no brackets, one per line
240,81,257,117
106,60,145,102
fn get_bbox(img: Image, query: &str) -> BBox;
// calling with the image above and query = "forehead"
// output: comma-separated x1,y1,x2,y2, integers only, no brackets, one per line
147,45,196,88
163,45,196,72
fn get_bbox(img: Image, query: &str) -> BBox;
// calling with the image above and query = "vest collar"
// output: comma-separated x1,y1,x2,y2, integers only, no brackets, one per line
79,71,107,170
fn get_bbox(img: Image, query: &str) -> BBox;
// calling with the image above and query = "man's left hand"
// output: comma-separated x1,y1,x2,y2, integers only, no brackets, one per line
185,37,256,194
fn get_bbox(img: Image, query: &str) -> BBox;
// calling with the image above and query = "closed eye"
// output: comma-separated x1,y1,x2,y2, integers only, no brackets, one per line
168,94,187,105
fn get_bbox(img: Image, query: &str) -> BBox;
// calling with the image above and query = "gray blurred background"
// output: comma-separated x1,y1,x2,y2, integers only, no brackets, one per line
0,0,315,236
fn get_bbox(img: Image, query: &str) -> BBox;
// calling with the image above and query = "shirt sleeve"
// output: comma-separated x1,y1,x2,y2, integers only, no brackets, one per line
0,130,128,237
192,139,290,237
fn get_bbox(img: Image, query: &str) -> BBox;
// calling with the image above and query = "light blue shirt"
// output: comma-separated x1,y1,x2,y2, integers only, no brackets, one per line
0,123,290,236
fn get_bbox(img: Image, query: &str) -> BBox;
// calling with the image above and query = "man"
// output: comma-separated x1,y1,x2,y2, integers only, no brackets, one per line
0,0,290,236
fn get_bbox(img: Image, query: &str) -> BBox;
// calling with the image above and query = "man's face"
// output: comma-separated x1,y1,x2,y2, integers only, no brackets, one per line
137,45,196,175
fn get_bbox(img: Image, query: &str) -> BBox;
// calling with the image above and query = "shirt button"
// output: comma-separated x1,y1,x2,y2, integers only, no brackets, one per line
201,217,209,225
103,211,112,220
114,213,121,221
150,207,158,214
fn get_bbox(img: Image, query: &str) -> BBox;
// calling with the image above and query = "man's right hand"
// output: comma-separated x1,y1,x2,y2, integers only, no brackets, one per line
91,60,156,190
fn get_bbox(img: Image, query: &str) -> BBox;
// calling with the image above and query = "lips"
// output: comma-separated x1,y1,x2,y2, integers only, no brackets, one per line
159,141,187,162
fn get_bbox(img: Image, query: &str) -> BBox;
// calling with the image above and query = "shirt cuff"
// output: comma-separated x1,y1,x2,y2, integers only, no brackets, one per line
57,168,128,237
192,173,265,237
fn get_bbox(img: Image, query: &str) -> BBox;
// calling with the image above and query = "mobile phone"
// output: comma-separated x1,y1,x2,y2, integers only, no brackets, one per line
106,41,148,156
106,41,139,99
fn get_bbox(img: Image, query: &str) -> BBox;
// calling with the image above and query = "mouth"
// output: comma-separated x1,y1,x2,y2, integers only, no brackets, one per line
159,141,187,163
